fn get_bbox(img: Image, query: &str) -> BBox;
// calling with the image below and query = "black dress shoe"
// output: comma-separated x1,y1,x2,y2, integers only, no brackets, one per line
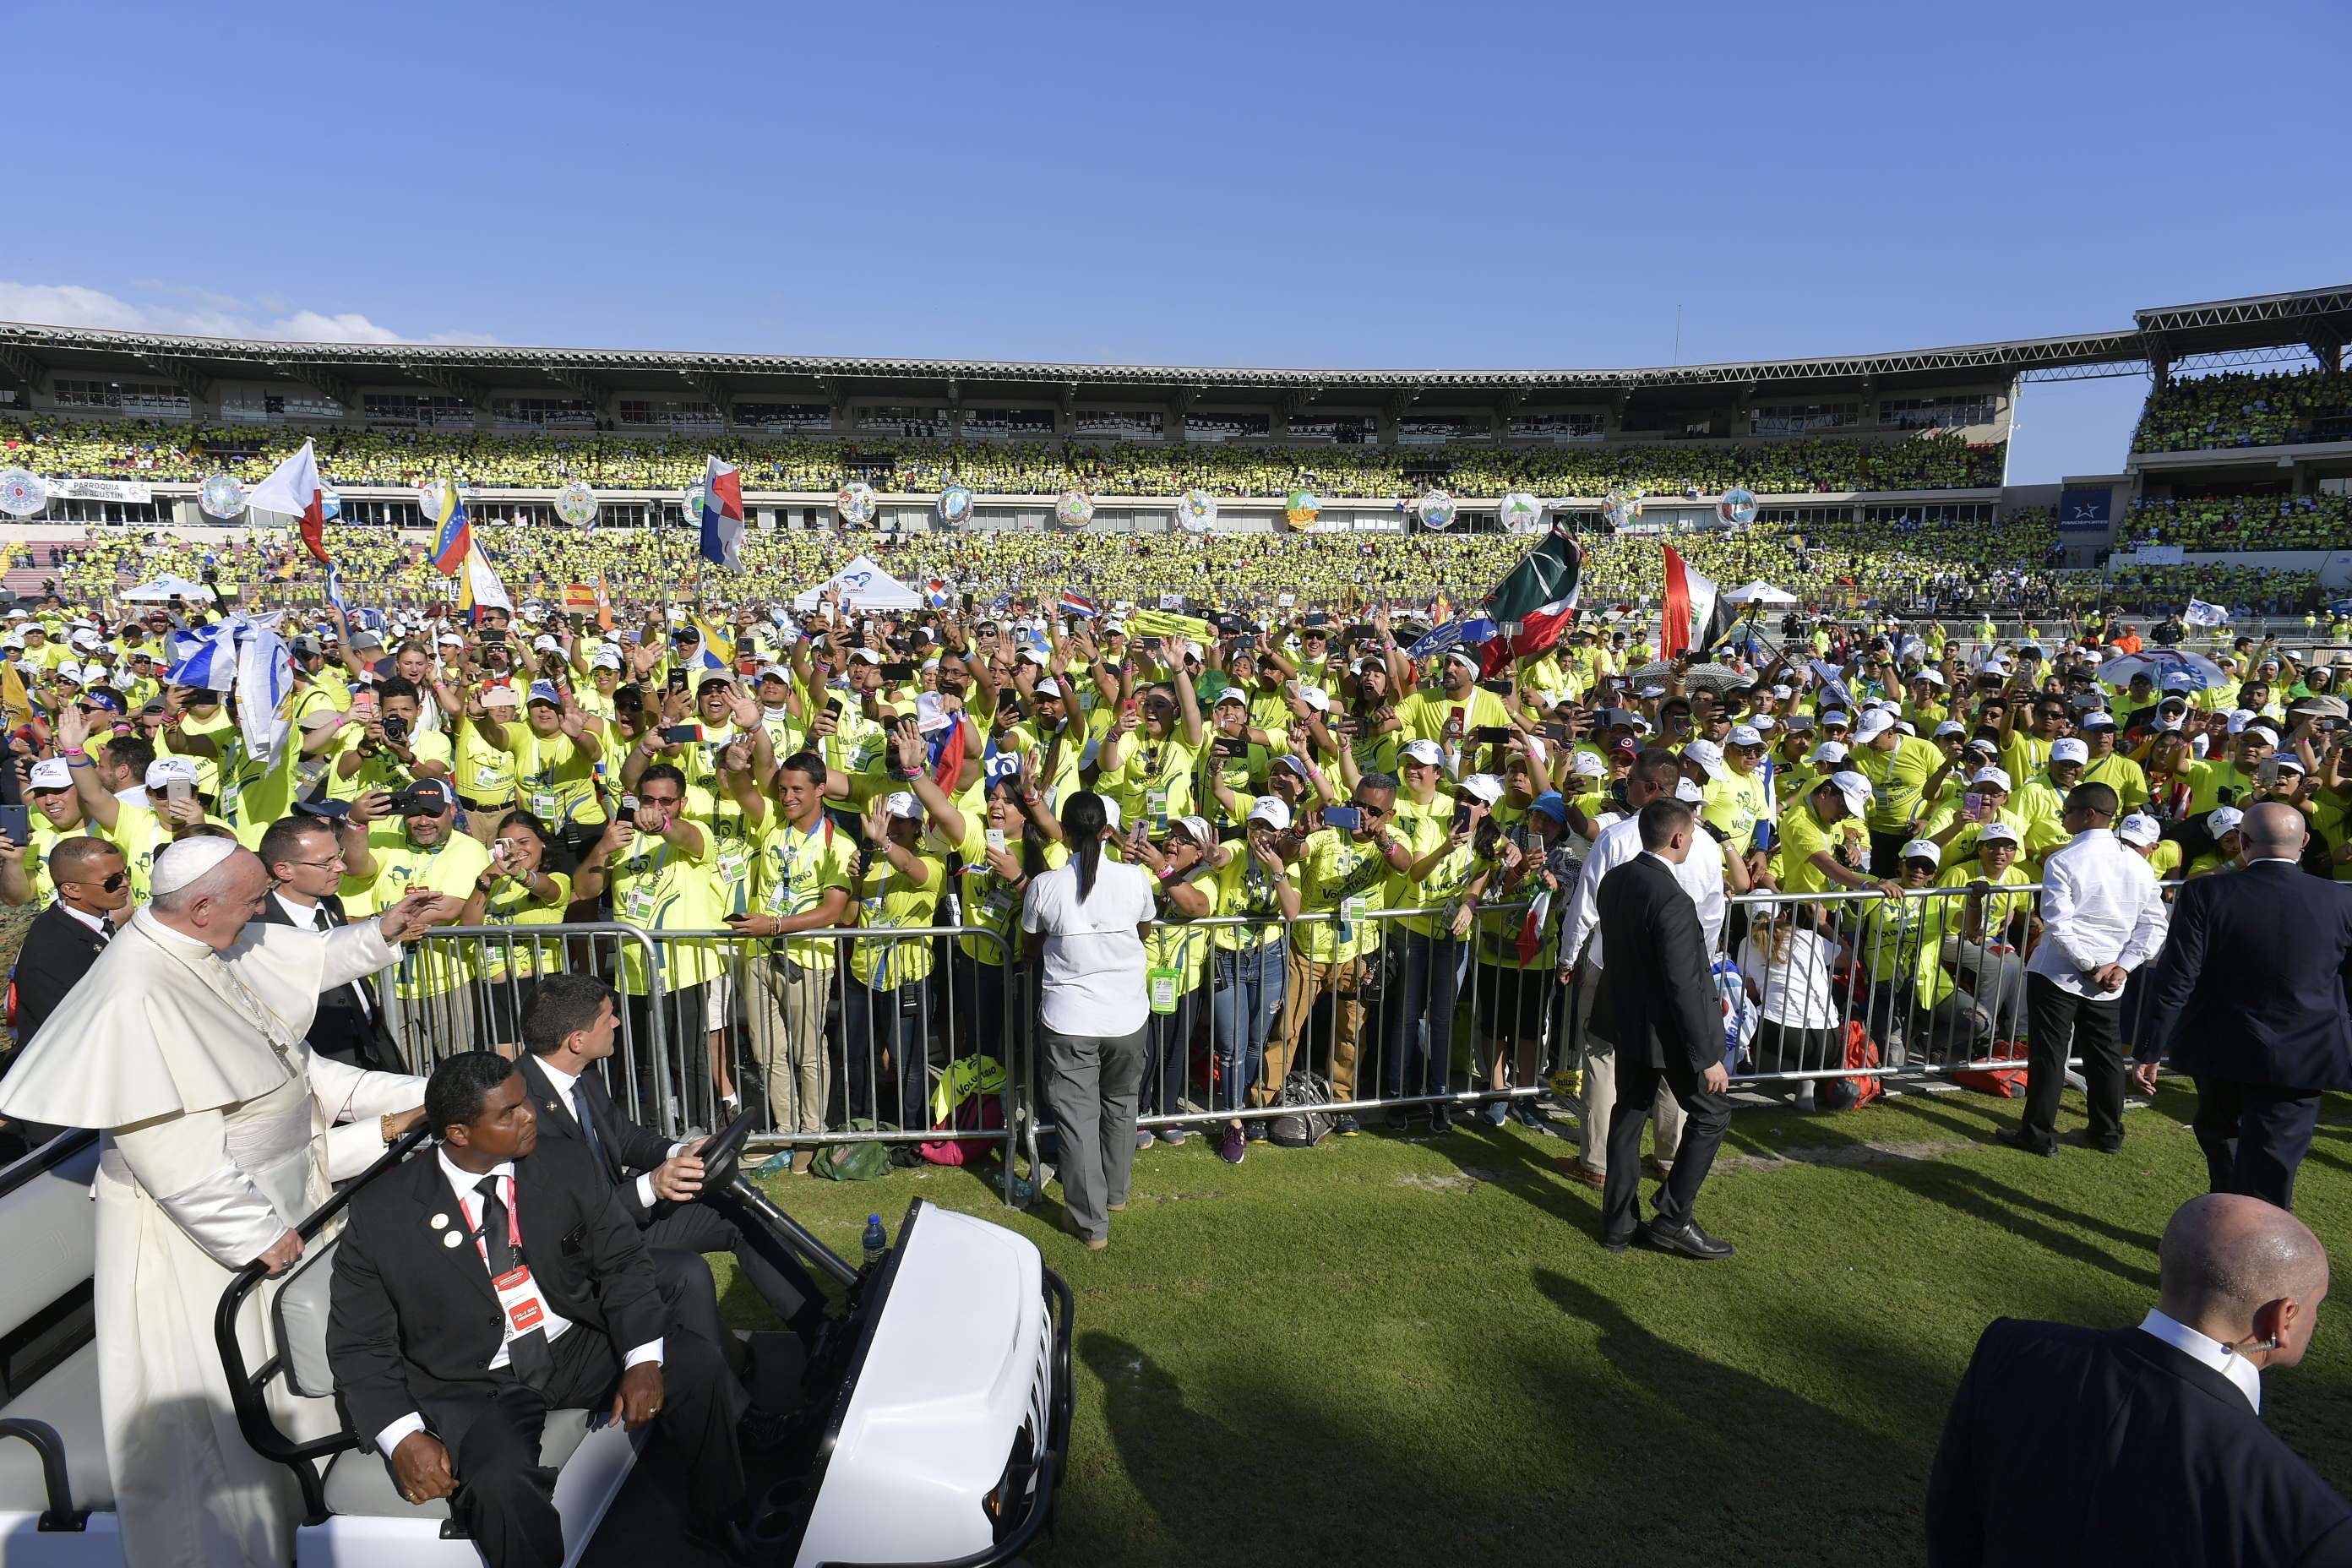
1600,1232,1636,1253
1642,1219,1735,1260
2006,1131,2059,1158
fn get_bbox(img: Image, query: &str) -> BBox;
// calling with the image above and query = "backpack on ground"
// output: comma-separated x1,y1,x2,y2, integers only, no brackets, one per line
1819,1021,1882,1111
812,1119,893,1182
1267,1070,1337,1147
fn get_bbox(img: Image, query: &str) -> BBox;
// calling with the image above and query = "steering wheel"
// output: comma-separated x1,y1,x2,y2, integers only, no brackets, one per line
694,1107,760,1196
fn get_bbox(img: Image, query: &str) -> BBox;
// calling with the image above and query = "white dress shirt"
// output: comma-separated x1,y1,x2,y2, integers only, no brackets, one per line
2139,1308,2262,1413
2024,830,2169,997
531,1054,681,1211
1559,812,1727,972
277,891,371,1018
58,902,109,939
372,1148,662,1457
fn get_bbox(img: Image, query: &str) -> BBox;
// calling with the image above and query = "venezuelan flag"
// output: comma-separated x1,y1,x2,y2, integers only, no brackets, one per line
425,480,471,576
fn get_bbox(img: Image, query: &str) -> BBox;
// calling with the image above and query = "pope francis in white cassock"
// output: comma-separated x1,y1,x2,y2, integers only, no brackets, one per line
0,836,456,1568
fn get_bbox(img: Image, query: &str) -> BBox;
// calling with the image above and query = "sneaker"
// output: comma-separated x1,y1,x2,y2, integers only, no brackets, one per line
1244,1120,1269,1143
1429,1104,1455,1135
1513,1103,1550,1132
1134,1128,1156,1152
1158,1126,1190,1146
1386,1108,1412,1133
1219,1124,1246,1164
1333,1114,1362,1136
1481,1100,1510,1128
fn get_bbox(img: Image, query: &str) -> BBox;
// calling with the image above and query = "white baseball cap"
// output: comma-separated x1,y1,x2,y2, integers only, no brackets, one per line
1682,739,1727,779
2079,710,2116,730
1934,720,1966,738
1033,678,1064,700
1823,770,1873,816
144,756,199,789
531,634,562,653
1401,738,1445,766
1211,687,1249,710
2050,738,2089,765
1977,822,2020,847
1247,797,1293,830
1294,686,1331,713
2208,806,2245,836
1854,710,1896,742
1971,766,2012,792
1727,723,1763,748
1820,710,1853,729
1808,740,1848,765
26,759,70,791
1899,838,1941,865
591,648,624,671
1913,668,1947,687
1457,773,1505,804
1674,777,1705,803
1569,750,1605,778
883,790,924,821
2116,814,2162,847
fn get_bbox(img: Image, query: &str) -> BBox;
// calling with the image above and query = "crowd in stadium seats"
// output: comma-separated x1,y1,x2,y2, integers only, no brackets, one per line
0,416,2004,498
2121,492,2352,553
2131,366,2352,453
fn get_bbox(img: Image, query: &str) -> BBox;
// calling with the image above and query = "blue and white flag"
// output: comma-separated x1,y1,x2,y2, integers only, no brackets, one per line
1406,617,1497,660
233,617,295,771
166,624,237,693
2184,599,2230,629
324,563,352,613
1808,658,1855,712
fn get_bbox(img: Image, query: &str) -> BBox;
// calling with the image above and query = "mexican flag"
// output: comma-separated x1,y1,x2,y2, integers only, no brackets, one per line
1660,543,1733,661
1478,527,1583,676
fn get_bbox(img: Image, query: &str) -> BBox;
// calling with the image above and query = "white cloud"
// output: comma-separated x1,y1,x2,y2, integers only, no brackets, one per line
0,281,498,346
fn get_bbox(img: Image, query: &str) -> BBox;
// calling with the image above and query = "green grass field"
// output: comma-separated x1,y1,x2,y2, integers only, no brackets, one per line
722,1084,2352,1568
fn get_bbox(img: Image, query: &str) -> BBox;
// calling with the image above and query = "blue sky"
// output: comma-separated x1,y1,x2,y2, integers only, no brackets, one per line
8,0,2344,482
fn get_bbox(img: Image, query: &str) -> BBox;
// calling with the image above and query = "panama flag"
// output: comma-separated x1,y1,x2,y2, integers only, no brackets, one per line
426,481,471,576
1476,526,1583,677
1660,543,1734,662
700,456,744,569
246,438,330,564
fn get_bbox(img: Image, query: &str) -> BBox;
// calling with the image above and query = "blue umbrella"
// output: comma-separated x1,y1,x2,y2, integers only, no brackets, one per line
2099,649,2226,691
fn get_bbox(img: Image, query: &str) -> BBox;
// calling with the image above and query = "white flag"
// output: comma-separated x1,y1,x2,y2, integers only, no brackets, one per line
2184,599,2229,629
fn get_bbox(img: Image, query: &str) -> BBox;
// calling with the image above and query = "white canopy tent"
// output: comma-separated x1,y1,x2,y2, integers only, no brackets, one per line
791,555,926,613
121,574,216,603
1723,580,1799,607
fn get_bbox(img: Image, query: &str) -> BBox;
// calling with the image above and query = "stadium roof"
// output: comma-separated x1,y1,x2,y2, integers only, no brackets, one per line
0,284,2344,411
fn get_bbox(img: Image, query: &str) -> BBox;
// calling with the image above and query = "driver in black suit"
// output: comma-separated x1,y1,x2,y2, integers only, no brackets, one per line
517,974,825,1368
326,1052,748,1567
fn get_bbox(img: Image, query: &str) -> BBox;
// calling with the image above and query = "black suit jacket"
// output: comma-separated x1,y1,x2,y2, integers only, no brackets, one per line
1593,852,1722,1075
326,1138,667,1450
13,902,110,1049
1926,1318,2352,1567
2137,860,2352,1090
258,893,397,1070
517,1054,677,1225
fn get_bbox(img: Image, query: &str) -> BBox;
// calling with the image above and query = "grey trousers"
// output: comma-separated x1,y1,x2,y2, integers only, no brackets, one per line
1043,1022,1148,1242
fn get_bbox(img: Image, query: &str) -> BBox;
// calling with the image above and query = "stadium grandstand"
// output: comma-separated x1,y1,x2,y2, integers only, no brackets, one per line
0,284,2348,619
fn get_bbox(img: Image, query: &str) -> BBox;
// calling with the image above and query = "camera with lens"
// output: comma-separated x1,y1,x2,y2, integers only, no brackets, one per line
379,712,409,743
385,783,448,818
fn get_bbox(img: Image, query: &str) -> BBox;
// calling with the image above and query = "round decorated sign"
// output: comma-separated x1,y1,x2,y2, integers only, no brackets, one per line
682,482,705,524
553,481,598,526
1282,488,1320,529
1498,491,1545,534
1716,487,1759,528
1175,488,1217,533
198,473,245,520
415,478,454,518
1054,490,1095,528
1415,489,1456,530
937,484,974,526
1602,489,1644,529
836,482,879,526
0,469,45,519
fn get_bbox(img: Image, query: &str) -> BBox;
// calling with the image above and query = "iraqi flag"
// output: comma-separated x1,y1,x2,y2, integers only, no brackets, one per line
699,456,744,569
1476,526,1583,677
1660,543,1733,662
247,438,330,564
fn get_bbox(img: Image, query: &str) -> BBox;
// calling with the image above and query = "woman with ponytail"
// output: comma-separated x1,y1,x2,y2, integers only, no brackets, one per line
1021,790,1157,1250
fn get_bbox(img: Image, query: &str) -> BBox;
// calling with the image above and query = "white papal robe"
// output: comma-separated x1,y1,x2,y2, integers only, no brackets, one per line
0,908,427,1568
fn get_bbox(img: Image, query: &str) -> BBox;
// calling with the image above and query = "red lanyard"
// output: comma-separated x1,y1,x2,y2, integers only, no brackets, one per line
457,1174,522,1261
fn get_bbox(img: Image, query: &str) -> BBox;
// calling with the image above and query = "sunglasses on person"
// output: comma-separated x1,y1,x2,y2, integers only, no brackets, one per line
67,870,128,893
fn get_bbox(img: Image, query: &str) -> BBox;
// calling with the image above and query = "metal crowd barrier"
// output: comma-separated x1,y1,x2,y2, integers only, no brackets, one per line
405,921,1025,1205
388,874,2186,1204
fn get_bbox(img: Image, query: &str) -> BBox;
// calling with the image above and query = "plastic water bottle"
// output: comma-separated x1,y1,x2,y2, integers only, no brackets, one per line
862,1214,887,1271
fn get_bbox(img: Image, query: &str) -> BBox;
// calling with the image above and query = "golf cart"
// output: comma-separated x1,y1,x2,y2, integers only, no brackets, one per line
0,1116,1070,1567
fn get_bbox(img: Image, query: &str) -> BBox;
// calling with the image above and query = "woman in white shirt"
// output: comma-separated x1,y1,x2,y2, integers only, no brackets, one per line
1021,792,1157,1250
1738,905,1850,1104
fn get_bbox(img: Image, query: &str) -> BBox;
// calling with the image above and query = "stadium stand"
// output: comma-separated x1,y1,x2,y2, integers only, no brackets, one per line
2131,366,2352,453
2120,491,2352,552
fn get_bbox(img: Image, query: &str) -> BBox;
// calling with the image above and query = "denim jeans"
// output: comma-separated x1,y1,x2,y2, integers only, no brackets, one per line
1383,928,1464,1102
1209,937,1286,1113
842,975,933,1131
1140,988,1199,1121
